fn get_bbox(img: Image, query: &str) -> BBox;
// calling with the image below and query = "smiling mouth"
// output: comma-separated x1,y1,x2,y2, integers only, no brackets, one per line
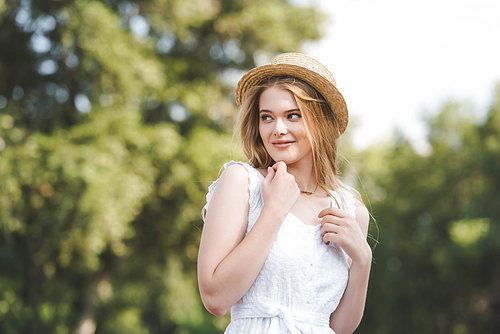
272,141,295,148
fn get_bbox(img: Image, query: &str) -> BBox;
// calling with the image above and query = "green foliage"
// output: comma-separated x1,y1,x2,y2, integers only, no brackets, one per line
0,108,182,331
354,85,500,334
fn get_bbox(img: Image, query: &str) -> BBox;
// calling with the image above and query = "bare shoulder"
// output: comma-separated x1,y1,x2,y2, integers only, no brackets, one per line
354,199,370,238
217,163,249,191
203,163,251,238
220,163,250,182
208,163,250,207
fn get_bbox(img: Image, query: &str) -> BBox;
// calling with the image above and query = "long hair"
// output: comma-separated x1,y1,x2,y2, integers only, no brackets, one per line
237,76,345,197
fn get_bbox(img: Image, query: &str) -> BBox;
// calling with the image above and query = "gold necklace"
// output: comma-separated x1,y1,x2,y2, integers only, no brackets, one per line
300,184,318,195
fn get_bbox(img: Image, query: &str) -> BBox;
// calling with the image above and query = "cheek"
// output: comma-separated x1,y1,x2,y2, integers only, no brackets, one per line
259,123,271,140
299,121,311,139
297,126,312,150
258,125,268,149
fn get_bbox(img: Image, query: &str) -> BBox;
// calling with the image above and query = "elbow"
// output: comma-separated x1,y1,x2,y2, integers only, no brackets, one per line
332,319,362,334
206,304,229,317
198,272,234,316
333,328,355,334
200,293,230,317
331,314,364,334
198,280,231,316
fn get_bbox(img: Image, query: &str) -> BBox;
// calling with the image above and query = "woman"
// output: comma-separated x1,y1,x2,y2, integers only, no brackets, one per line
198,53,372,334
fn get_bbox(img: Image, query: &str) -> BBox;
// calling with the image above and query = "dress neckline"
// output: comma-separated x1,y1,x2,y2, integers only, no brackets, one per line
287,212,322,229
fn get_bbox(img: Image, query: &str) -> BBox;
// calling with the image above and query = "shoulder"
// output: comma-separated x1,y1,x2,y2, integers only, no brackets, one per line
353,199,369,238
220,161,265,188
206,161,265,212
204,161,259,217
215,162,251,196
205,163,250,212
221,162,250,180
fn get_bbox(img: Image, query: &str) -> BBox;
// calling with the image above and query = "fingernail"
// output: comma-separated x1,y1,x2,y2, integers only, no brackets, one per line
267,167,272,173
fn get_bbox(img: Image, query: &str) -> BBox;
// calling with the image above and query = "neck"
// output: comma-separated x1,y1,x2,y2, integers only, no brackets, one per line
285,160,317,194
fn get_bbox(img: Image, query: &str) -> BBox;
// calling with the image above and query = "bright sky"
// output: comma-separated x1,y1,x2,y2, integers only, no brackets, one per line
305,0,500,150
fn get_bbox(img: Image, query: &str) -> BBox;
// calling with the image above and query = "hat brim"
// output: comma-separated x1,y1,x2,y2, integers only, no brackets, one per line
235,63,348,135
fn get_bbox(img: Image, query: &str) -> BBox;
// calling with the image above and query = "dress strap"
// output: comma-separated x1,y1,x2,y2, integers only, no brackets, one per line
329,186,357,219
231,297,331,334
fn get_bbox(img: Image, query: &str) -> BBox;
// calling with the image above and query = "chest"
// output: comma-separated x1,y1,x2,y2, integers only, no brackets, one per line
254,214,349,298
289,195,334,226
269,214,347,267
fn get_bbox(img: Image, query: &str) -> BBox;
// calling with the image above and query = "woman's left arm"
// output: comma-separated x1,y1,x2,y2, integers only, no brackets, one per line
319,200,372,334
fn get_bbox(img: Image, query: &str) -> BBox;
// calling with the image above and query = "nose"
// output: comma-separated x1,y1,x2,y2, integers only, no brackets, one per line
273,118,288,136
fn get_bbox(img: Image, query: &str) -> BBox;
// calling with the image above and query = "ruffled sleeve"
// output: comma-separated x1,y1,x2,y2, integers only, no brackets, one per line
203,161,264,228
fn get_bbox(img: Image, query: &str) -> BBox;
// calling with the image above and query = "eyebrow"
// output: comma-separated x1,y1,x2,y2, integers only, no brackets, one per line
259,108,301,114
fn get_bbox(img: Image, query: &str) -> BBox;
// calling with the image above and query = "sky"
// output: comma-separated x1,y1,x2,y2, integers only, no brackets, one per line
304,0,500,150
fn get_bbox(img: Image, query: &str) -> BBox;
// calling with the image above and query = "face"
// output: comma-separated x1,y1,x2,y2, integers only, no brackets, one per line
258,86,312,167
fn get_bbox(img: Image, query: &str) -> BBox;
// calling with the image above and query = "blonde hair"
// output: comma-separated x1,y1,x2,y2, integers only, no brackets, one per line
237,76,346,202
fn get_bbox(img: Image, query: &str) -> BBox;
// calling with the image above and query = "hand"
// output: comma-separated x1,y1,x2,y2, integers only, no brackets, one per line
261,161,300,219
319,207,372,266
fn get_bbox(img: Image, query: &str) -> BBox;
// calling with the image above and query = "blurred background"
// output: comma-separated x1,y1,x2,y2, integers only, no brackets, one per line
0,0,499,333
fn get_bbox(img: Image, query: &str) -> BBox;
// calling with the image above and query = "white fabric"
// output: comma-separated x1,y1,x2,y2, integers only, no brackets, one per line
205,161,357,334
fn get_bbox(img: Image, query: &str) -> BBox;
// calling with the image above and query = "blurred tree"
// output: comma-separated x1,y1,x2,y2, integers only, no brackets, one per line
354,84,500,334
0,0,325,333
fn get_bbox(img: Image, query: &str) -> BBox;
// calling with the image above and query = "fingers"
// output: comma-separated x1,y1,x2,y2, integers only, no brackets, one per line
263,162,286,186
318,206,351,219
272,161,287,174
264,166,276,183
320,215,344,229
321,221,339,236
321,220,347,246
323,232,342,246
261,162,299,215
320,214,349,246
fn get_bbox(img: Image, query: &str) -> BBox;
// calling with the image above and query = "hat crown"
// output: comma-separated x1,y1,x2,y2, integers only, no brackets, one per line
269,53,337,87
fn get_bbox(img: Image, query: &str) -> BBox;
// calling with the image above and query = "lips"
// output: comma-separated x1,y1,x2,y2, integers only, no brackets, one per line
272,140,295,148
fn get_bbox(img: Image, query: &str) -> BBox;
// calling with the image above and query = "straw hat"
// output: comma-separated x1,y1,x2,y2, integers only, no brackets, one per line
235,53,348,135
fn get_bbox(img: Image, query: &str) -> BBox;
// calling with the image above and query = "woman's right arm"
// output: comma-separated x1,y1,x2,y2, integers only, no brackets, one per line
197,162,299,316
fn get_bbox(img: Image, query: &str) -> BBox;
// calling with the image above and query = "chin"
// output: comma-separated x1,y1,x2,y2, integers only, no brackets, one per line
272,157,296,165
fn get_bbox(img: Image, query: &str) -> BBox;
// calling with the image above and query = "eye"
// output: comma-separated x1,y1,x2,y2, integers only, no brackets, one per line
287,113,301,120
260,114,272,122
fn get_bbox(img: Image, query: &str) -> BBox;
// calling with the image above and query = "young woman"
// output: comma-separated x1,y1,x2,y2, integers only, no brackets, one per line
198,53,372,334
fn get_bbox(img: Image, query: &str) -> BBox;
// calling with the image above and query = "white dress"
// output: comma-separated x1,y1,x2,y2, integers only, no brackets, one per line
205,161,357,334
